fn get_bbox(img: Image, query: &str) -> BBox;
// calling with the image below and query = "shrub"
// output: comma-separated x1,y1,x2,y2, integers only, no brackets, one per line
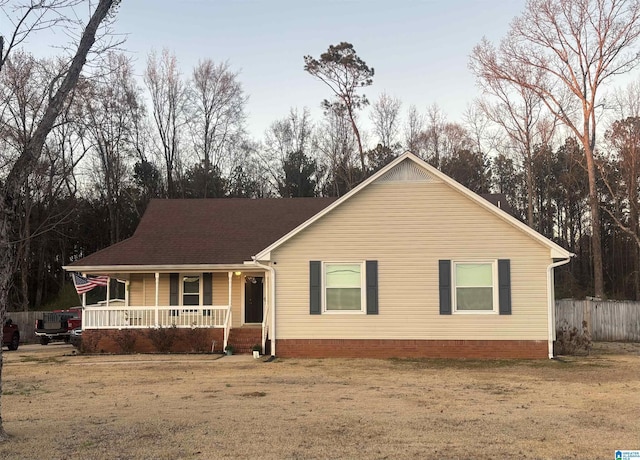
147,325,178,353
555,320,592,356
189,327,211,353
114,329,138,354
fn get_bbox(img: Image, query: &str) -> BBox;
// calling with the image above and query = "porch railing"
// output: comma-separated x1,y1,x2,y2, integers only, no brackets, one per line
83,305,231,329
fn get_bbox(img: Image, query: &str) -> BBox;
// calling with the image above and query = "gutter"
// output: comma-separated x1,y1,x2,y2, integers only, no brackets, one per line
547,257,572,359
251,257,276,357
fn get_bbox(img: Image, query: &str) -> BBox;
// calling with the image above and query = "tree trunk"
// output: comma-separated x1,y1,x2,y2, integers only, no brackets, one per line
0,0,116,441
346,105,365,173
526,150,534,227
584,142,604,298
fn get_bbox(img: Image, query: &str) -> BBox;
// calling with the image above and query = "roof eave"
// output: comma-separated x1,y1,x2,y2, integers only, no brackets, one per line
62,263,255,273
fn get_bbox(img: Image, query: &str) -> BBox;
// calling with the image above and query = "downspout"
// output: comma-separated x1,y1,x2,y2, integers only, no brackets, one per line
547,257,571,359
252,257,276,357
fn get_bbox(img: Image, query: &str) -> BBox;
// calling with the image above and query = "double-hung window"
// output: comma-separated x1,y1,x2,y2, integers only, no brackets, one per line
182,275,201,306
453,261,497,312
324,263,364,312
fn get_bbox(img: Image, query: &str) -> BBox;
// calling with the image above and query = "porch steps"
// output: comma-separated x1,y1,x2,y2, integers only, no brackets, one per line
227,327,262,354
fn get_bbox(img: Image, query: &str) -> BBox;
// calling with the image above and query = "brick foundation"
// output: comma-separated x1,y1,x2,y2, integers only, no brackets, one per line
81,328,224,354
275,339,549,359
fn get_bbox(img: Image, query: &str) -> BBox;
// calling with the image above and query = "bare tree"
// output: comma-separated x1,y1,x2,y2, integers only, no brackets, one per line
261,108,315,195
403,104,427,156
0,52,68,311
82,52,142,244
304,42,374,171
316,105,360,196
470,0,640,298
422,104,447,167
472,66,557,227
369,92,401,150
462,104,496,157
0,0,119,441
144,49,186,198
188,59,246,197
613,78,640,120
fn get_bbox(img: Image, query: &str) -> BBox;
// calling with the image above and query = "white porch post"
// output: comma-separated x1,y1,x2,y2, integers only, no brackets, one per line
106,277,110,307
155,272,160,327
125,280,130,306
228,271,233,314
81,273,86,308
223,271,233,351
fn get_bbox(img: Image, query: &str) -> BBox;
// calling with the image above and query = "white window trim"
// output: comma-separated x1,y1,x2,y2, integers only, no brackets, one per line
452,260,498,314
180,273,203,307
322,261,366,314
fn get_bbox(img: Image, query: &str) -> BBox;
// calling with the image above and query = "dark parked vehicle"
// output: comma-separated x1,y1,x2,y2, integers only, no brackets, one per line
35,309,82,345
69,328,82,348
3,319,20,351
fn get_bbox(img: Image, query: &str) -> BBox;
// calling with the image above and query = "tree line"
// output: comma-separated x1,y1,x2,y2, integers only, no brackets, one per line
3,0,640,318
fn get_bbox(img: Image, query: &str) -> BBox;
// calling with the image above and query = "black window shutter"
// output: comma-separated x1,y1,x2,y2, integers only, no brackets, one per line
366,260,378,315
439,260,452,315
498,259,512,315
169,273,179,306
203,273,212,306
309,261,321,314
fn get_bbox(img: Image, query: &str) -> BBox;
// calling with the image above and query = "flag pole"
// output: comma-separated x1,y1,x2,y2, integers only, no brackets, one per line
106,276,110,308
81,273,86,308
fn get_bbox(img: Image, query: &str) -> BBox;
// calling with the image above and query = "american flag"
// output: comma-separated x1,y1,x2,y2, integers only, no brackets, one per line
73,273,109,294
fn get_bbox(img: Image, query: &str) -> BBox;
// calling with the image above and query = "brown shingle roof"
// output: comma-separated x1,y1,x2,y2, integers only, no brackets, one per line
68,198,336,267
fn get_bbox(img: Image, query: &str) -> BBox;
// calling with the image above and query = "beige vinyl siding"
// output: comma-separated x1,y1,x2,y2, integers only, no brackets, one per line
129,274,144,306
143,274,156,306
127,272,244,313
212,272,243,327
272,178,552,341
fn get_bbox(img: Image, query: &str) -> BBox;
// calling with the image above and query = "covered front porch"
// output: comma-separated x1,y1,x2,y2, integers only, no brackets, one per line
78,267,272,353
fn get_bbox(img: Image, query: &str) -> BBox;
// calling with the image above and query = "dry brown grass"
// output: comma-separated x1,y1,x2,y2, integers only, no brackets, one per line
0,342,638,459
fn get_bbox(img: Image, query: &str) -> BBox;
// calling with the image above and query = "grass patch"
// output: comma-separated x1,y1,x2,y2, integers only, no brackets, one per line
3,382,49,397
19,356,65,364
241,391,267,397
389,357,530,370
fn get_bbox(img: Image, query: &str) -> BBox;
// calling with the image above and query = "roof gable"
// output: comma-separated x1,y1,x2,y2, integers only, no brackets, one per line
255,152,572,260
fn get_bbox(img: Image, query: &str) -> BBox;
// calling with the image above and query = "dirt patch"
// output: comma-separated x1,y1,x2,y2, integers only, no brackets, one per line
0,342,638,459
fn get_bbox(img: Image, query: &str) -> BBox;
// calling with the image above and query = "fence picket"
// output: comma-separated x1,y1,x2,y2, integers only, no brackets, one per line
555,299,640,342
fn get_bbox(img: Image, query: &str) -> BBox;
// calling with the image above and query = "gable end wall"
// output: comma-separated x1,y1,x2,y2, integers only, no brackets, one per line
272,179,551,342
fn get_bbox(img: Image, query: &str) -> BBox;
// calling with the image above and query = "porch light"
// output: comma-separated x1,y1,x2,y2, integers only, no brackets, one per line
234,271,242,276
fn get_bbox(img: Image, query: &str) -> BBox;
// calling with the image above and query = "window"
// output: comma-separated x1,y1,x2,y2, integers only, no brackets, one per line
182,275,200,306
453,262,496,312
324,263,364,312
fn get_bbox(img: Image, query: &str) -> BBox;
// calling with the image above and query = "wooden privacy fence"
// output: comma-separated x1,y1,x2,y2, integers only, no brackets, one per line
555,299,640,342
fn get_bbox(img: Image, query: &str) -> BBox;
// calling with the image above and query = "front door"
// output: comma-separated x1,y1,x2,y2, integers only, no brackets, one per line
244,276,264,324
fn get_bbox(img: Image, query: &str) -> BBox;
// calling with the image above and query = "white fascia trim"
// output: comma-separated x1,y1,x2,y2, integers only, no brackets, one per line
254,152,573,261
62,264,251,273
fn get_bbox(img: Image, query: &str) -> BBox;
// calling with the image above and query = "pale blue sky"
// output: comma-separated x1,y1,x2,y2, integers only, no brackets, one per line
68,1,528,139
